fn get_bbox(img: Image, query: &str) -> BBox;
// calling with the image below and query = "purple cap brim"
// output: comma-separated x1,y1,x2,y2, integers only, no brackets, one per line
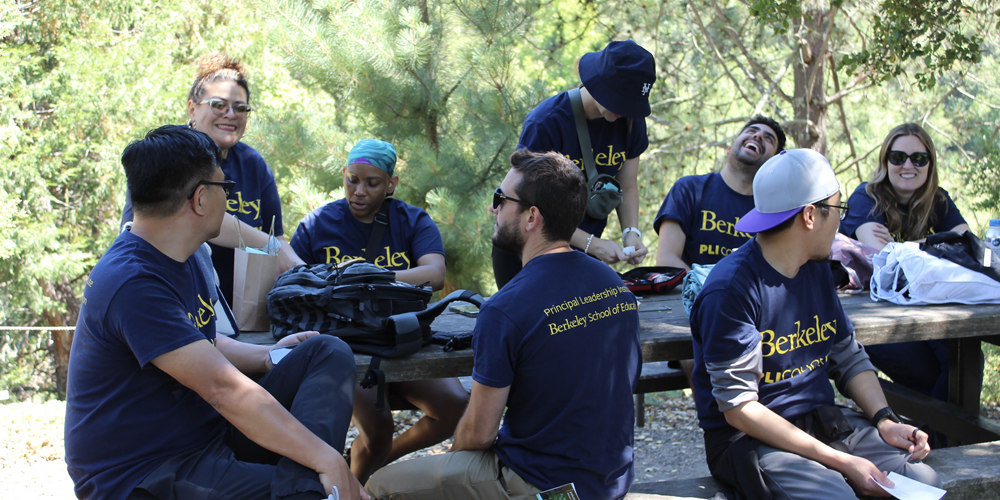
734,206,802,234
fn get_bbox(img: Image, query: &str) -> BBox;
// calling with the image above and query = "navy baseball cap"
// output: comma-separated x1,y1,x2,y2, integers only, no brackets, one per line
579,40,656,120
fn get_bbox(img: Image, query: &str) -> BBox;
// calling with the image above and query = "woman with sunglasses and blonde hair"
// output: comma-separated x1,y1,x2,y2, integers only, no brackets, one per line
841,123,969,251
840,123,972,402
121,52,304,306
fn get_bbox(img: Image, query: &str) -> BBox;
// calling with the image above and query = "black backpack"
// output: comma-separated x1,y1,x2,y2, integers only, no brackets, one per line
267,259,485,410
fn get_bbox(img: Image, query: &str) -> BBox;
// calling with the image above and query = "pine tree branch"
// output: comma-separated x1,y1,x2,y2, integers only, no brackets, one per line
687,4,754,110
708,0,792,103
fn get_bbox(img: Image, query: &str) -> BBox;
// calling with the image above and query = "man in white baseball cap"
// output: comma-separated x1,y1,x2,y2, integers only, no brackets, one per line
688,149,941,499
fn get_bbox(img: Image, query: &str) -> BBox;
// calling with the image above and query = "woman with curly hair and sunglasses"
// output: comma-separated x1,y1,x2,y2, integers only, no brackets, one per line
121,52,304,306
841,123,969,251
840,123,973,403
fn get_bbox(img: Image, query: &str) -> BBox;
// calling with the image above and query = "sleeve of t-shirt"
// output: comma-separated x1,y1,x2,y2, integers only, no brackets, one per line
471,305,519,389
692,288,763,408
935,188,967,232
626,117,649,159
840,186,882,238
106,277,211,368
653,177,696,236
409,209,446,261
517,116,561,153
290,217,316,265
252,153,284,237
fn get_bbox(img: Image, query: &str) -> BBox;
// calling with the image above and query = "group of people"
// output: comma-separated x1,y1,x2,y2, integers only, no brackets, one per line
64,39,962,500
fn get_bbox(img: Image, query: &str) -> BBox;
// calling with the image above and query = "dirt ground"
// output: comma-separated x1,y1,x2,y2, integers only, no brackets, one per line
5,394,998,499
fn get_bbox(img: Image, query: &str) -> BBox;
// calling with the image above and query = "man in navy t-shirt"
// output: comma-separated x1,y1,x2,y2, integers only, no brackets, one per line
366,150,642,499
654,116,785,269
690,149,939,499
291,139,465,484
65,126,366,500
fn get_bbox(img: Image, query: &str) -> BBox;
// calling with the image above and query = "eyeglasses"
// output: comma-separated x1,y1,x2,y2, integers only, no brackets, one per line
887,150,930,168
814,201,850,221
492,188,531,209
187,179,236,199
196,98,254,116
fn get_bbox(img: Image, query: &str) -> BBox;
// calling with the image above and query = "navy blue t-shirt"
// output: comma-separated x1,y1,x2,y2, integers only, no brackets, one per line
473,250,642,499
65,230,224,500
653,172,755,266
840,183,966,241
690,240,854,431
290,198,444,270
518,90,649,237
120,141,284,305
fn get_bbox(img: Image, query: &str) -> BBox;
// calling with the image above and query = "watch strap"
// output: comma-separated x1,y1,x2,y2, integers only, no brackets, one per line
871,406,900,427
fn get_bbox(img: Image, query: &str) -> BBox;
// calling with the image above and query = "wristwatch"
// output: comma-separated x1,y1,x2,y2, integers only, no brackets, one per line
871,406,901,427
622,227,642,245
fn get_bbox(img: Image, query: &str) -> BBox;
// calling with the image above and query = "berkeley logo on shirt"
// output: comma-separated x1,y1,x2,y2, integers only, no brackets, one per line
696,210,752,258
188,293,216,330
227,191,262,223
758,315,837,384
566,145,627,171
323,245,412,269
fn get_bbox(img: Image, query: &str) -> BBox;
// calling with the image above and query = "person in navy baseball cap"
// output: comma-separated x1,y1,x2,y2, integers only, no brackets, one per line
499,40,657,289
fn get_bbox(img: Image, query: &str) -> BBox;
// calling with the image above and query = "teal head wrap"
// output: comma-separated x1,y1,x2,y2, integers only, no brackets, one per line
347,139,397,177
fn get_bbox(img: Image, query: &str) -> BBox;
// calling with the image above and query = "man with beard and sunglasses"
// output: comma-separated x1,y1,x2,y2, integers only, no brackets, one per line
654,116,786,269
365,150,642,500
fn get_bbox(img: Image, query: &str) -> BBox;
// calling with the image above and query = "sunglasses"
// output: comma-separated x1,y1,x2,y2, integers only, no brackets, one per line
887,150,930,168
492,188,531,209
197,98,254,116
188,179,236,199
814,201,850,221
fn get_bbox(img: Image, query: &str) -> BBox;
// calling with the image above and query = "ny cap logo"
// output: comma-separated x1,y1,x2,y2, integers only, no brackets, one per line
641,83,651,96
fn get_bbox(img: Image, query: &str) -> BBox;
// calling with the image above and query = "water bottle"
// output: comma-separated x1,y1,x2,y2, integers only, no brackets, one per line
986,219,1000,260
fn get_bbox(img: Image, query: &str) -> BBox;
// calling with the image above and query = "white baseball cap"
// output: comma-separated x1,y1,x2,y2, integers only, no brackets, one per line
735,149,840,233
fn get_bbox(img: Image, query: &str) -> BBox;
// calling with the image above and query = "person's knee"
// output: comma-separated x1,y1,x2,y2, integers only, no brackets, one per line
901,461,942,488
423,388,469,425
354,411,395,452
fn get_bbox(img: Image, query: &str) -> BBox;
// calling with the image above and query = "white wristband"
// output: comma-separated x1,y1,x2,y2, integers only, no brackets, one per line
622,227,641,245
584,233,595,254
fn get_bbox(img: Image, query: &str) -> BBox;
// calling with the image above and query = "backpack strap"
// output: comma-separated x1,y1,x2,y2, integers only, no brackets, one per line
364,200,392,263
568,88,601,185
360,356,388,412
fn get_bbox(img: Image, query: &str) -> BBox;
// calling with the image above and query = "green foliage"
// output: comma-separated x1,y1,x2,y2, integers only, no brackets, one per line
256,0,544,292
839,0,983,90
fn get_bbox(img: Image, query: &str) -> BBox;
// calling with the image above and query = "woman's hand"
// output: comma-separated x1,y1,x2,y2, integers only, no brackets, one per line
276,240,306,276
855,222,893,251
589,237,628,264
623,232,647,265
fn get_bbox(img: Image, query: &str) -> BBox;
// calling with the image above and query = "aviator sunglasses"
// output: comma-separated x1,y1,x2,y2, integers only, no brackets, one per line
492,188,531,209
887,150,930,168
197,98,254,116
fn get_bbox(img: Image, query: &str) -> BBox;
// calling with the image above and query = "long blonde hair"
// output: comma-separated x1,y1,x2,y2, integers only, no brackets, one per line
865,123,943,241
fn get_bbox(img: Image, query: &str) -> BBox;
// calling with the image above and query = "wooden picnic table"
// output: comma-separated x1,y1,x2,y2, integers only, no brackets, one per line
239,290,1000,444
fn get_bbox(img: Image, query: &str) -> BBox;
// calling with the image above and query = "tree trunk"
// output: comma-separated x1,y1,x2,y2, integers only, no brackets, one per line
789,3,831,154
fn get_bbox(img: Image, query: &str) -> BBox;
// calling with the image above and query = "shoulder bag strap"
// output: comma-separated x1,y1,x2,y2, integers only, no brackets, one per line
364,199,392,263
568,88,600,185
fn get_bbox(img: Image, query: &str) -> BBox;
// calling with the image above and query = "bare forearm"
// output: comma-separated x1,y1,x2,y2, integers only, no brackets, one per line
394,266,445,291
843,371,889,419
451,414,496,451
215,335,269,374
725,401,852,472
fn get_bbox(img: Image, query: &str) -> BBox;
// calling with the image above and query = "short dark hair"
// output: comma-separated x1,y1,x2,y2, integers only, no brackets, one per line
122,125,221,218
744,115,786,153
758,196,831,236
508,149,587,242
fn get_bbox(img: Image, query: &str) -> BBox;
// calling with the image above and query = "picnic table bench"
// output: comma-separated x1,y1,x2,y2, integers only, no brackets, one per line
239,290,1000,445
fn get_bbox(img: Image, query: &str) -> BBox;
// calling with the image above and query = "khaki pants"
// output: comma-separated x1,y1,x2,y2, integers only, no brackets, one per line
365,450,542,500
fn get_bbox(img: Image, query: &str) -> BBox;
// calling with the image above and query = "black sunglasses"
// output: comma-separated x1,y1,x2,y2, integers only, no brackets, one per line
887,150,930,168
492,188,531,209
814,201,850,221
188,179,236,199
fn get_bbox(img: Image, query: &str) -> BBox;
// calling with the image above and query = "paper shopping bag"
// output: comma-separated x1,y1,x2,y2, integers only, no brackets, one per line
233,246,277,331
